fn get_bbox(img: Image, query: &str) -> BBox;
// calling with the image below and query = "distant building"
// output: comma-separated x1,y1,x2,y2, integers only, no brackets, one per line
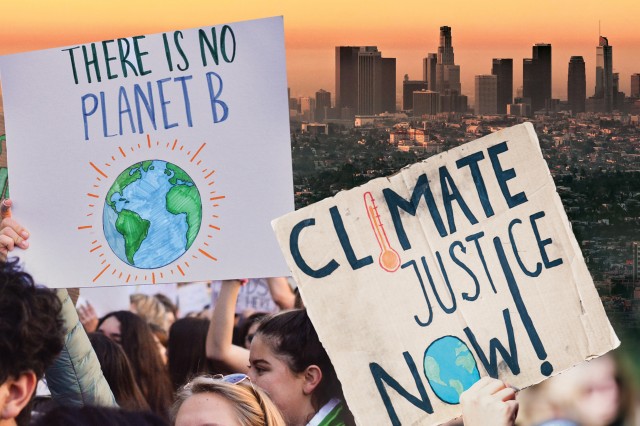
594,36,613,112
523,43,552,112
413,90,439,116
315,89,331,122
436,26,461,96
475,75,498,115
568,56,586,114
299,97,315,122
381,57,397,113
632,74,640,98
492,59,513,114
423,53,437,91
402,76,428,110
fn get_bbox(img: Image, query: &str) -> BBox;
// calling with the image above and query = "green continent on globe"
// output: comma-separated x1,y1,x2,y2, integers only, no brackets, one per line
455,348,477,374
448,379,464,397
166,184,202,249
424,356,447,386
165,162,193,185
115,209,151,264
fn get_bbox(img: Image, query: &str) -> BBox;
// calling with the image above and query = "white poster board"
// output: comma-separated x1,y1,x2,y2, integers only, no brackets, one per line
0,16,293,288
272,123,619,425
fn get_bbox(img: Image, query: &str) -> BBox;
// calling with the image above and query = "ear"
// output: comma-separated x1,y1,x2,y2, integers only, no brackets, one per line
302,365,323,396
0,372,37,421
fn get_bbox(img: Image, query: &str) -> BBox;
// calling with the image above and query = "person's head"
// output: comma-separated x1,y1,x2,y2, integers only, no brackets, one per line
171,375,285,426
249,309,352,426
167,317,214,390
154,293,178,326
238,312,268,350
130,293,170,332
0,258,64,426
97,311,173,419
32,405,167,426
87,332,150,411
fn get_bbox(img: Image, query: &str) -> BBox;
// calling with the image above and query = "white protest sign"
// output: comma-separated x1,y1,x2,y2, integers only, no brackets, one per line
211,278,279,313
177,281,210,316
0,16,293,288
272,123,619,425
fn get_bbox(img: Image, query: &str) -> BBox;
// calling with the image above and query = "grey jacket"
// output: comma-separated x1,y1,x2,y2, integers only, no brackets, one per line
44,289,117,407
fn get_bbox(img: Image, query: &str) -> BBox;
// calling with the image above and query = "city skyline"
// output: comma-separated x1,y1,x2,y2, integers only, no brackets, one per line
1,0,639,103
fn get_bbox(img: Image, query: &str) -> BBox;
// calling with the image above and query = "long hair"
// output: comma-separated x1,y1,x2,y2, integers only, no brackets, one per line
171,375,285,426
256,309,354,424
98,311,173,419
87,332,150,411
167,317,214,390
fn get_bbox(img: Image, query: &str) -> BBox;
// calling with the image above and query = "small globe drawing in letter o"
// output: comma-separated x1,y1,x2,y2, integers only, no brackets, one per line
103,160,202,269
423,335,481,404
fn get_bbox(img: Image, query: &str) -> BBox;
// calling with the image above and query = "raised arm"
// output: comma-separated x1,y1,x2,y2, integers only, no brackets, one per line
266,277,295,310
205,279,250,374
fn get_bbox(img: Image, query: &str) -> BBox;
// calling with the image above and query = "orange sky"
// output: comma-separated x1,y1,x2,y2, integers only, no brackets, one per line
1,0,639,103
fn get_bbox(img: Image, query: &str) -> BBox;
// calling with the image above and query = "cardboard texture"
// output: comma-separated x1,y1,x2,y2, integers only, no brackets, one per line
272,123,620,425
0,16,293,288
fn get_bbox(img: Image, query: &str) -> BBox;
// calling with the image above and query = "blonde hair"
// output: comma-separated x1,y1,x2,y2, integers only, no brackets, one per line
130,293,169,331
171,375,286,426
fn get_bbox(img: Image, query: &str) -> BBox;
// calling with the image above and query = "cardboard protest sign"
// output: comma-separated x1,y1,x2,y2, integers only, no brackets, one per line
211,278,280,313
272,123,619,425
0,17,293,288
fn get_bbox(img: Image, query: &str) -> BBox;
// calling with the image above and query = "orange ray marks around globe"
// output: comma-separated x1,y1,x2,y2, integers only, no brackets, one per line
105,163,111,167
160,273,164,279
212,215,219,218
101,260,106,265
209,225,221,231
170,270,174,275
96,177,102,181
204,170,215,179
192,255,198,259
179,146,184,151
144,275,147,281
111,156,116,161
197,160,202,166
152,273,156,284
118,272,122,279
190,142,206,163
185,261,190,268
210,196,225,201
208,181,215,186
90,245,102,253
78,225,92,230
87,193,100,198
187,151,191,156
99,253,104,257
135,275,139,280
93,264,110,283
93,184,99,188
207,234,213,238
177,265,185,276
88,204,95,207
147,134,152,148
137,143,141,149
204,241,210,247
119,147,127,158
172,139,178,150
86,213,93,217
166,142,170,148
112,268,117,275
90,162,109,179
91,240,98,244
126,274,131,283
156,141,160,146
130,147,135,152
213,204,220,207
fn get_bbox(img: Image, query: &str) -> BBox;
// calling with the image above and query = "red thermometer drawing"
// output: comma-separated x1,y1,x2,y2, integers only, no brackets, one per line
364,191,401,272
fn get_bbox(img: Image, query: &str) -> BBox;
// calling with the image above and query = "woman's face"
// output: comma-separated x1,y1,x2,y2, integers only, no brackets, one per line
98,316,122,344
174,392,240,426
248,335,308,425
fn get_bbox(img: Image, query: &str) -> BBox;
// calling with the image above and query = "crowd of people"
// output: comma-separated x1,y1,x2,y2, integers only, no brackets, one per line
0,197,638,426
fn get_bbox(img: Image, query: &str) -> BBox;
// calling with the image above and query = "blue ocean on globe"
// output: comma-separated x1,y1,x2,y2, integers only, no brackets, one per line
423,336,481,404
103,160,201,269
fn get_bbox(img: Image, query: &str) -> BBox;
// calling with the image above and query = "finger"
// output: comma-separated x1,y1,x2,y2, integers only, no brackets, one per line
1,217,30,242
475,377,506,395
505,400,519,420
494,387,517,402
0,234,16,253
1,226,29,250
0,199,12,219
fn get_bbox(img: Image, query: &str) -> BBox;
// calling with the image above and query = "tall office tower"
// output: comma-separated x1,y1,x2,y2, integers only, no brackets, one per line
533,44,552,109
594,36,613,112
491,59,513,114
568,56,586,114
475,75,498,115
315,89,331,122
522,58,536,108
299,97,315,122
335,46,360,112
357,47,382,115
402,75,428,110
413,90,440,116
381,57,396,113
435,26,461,96
423,53,437,90
632,74,640,98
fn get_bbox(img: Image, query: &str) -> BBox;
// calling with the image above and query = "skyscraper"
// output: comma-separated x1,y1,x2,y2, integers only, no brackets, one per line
357,47,382,115
523,44,552,112
413,90,440,116
491,59,513,114
402,75,428,111
568,56,586,114
631,74,640,98
381,57,396,113
335,46,359,112
594,36,613,112
475,75,498,115
315,89,331,122
436,26,461,95
423,53,437,91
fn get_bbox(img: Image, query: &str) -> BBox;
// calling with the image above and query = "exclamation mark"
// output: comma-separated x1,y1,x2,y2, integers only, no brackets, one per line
494,236,554,376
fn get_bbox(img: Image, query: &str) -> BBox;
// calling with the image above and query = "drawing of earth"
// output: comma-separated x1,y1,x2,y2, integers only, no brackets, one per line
103,160,202,269
423,336,481,404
